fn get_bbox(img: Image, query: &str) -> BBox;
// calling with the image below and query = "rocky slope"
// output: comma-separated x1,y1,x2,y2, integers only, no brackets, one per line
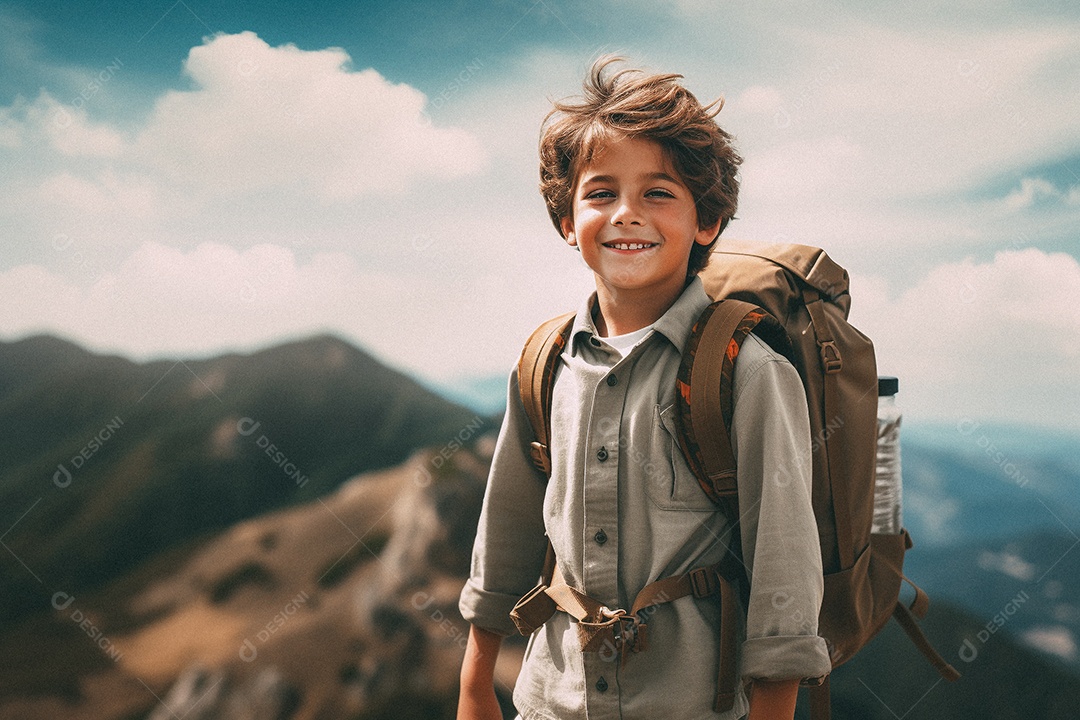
0,446,523,720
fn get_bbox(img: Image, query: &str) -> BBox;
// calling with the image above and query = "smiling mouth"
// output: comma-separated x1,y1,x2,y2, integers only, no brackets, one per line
604,241,657,251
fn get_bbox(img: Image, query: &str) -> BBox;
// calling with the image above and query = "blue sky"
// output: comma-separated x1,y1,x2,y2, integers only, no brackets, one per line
2,0,1078,431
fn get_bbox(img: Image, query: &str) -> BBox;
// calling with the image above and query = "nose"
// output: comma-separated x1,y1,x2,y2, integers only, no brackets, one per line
610,197,644,226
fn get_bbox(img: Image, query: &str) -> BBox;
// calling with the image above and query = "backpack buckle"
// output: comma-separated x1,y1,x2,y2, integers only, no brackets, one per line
529,441,552,474
690,567,719,598
819,341,842,374
580,607,648,663
609,611,648,658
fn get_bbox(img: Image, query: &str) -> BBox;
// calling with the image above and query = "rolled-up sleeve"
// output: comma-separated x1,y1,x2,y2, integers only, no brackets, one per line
459,366,550,637
730,335,832,682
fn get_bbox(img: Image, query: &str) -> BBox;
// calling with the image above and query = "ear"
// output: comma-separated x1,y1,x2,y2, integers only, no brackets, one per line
560,216,577,247
695,217,724,246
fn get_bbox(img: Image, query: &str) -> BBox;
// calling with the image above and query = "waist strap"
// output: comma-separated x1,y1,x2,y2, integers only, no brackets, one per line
510,560,742,713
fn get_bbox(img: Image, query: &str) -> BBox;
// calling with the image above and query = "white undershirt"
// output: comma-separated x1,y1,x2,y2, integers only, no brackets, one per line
602,324,654,357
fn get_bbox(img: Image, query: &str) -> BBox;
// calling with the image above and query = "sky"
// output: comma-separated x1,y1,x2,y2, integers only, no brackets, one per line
1,0,1078,431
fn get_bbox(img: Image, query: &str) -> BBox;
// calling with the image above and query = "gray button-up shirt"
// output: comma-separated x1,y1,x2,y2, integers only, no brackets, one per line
460,277,831,719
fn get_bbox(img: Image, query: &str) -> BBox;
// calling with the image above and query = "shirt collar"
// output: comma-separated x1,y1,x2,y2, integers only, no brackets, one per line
569,276,713,356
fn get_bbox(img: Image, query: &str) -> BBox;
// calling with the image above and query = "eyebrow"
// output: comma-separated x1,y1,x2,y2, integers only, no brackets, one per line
579,172,683,186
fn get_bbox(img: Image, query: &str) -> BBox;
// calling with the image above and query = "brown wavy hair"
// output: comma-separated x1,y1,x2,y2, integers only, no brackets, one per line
539,55,742,276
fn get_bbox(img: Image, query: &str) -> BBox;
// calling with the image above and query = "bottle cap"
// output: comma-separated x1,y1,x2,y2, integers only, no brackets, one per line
878,376,899,397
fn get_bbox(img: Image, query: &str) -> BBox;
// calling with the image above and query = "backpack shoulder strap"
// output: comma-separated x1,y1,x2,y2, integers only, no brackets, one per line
674,298,793,500
518,312,575,477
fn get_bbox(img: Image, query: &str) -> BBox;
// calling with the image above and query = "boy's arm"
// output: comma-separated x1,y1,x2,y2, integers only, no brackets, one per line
457,624,504,720
730,337,832,697
457,365,549,717
459,365,550,636
747,678,799,720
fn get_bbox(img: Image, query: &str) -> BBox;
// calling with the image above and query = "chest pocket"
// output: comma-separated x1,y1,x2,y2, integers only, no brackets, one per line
646,404,718,512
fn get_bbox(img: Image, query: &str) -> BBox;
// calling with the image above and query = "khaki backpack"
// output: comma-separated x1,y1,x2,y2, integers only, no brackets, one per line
510,239,959,717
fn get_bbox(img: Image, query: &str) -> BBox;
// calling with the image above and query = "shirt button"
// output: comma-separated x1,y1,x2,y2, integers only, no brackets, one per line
590,336,601,347
596,676,609,692
607,374,618,386
594,529,607,545
596,446,608,462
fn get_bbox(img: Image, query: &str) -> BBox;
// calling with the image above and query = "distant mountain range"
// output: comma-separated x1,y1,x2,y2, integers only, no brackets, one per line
0,334,492,622
1,333,1078,719
898,421,1080,671
901,423,1080,549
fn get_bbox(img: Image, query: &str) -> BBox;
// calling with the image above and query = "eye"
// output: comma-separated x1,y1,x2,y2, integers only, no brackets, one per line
646,188,676,198
584,189,615,200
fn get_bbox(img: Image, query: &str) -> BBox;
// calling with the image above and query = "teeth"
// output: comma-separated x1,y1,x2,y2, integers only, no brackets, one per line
610,243,652,250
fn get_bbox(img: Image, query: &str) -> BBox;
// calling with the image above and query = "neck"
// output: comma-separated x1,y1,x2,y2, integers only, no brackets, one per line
592,276,687,337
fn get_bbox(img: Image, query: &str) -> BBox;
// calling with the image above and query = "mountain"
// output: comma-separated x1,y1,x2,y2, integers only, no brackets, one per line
899,438,1080,549
0,334,492,622
0,447,521,720
806,597,1080,720
898,427,1080,671
902,526,1080,671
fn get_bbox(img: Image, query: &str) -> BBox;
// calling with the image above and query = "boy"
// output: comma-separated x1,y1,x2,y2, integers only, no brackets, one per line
458,57,830,720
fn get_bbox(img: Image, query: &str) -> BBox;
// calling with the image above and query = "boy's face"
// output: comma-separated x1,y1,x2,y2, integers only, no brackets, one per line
560,136,719,304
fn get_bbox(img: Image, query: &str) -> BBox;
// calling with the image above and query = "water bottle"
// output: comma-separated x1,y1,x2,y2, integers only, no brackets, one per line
872,376,903,535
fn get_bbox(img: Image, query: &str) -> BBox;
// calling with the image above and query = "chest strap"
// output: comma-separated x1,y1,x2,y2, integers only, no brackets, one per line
510,558,742,713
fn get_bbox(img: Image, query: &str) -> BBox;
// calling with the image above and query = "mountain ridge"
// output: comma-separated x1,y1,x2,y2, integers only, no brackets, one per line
0,332,493,623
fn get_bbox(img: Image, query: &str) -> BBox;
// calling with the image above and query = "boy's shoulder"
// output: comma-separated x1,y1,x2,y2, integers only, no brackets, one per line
731,331,801,404
740,330,793,367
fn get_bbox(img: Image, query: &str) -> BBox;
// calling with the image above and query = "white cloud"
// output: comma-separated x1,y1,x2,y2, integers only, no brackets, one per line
0,36,592,383
0,91,124,157
0,31,489,266
0,243,384,361
849,248,1080,430
37,171,161,222
671,14,1080,276
129,31,486,199
1021,626,1078,662
0,238,589,382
